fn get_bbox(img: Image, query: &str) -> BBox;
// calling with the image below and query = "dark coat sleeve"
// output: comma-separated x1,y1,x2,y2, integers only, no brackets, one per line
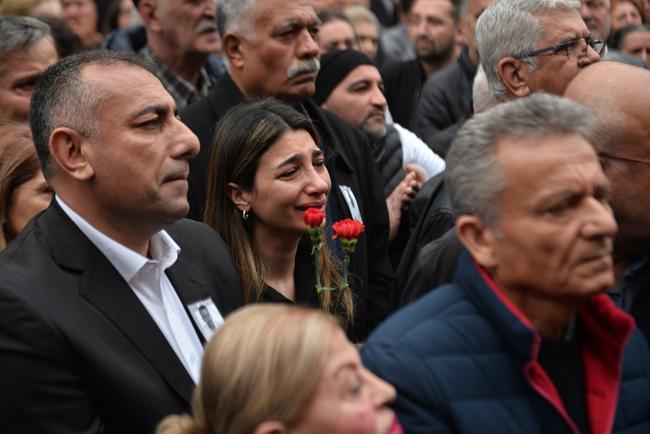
0,291,104,433
414,80,465,157
402,228,463,306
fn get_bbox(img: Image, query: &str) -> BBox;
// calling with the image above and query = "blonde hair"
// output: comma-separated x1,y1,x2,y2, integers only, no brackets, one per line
156,305,340,434
0,123,40,249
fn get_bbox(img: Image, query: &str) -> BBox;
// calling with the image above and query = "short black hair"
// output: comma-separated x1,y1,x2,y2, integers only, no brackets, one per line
401,0,462,19
29,50,155,178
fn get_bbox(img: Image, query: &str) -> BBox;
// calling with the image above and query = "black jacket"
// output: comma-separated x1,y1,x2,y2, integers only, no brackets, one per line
180,74,394,339
382,59,426,129
0,201,243,434
414,48,477,157
392,173,455,308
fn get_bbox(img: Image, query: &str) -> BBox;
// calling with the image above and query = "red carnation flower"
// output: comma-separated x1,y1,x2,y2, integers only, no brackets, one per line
304,208,326,228
332,219,365,240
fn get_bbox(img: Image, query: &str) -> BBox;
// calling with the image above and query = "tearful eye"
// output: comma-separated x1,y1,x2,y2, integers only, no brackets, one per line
279,168,298,179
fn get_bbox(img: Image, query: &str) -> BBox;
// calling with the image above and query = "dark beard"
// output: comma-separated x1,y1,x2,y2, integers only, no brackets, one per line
418,38,456,65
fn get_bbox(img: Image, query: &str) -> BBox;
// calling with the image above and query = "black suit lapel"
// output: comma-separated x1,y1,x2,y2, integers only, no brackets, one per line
79,261,195,405
41,201,195,405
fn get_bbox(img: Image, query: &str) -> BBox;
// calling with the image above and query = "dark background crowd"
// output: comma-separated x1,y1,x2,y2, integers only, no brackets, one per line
0,0,650,433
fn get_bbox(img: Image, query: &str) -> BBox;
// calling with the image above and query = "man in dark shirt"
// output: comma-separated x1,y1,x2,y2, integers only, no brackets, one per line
414,0,494,156
382,0,461,129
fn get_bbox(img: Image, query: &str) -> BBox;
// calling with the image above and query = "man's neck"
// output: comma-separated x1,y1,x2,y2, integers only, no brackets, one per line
57,193,161,257
148,38,207,87
254,225,300,299
494,277,581,340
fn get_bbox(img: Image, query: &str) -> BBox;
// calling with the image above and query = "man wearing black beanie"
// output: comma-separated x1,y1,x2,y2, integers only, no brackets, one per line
315,50,445,258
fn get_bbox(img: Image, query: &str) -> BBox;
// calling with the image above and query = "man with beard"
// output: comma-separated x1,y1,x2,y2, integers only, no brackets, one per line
381,0,461,129
107,0,224,108
414,0,494,157
180,0,394,340
313,49,445,247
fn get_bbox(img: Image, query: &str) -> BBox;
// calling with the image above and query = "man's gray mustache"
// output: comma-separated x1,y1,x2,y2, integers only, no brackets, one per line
287,58,320,79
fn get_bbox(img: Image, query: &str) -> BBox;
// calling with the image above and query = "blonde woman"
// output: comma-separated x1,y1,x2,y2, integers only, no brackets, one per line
157,304,403,434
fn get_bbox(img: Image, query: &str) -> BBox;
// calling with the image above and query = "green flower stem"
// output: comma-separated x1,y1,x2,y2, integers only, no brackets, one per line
335,254,350,314
315,252,323,305
308,227,325,307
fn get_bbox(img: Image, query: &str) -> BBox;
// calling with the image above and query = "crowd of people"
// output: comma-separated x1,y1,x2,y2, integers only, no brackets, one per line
0,0,649,433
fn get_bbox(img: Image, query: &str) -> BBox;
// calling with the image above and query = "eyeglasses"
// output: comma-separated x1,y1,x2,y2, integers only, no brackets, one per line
517,38,606,62
598,151,650,166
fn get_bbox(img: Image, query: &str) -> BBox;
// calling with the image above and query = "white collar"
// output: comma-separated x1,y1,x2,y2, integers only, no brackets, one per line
55,195,180,283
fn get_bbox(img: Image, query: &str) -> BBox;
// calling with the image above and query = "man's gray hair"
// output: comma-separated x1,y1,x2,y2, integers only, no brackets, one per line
29,50,155,180
472,65,496,113
217,0,258,38
477,0,580,100
0,16,50,58
446,93,595,224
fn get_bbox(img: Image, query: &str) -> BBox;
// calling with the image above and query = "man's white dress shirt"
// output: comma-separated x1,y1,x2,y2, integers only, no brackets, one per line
56,196,204,383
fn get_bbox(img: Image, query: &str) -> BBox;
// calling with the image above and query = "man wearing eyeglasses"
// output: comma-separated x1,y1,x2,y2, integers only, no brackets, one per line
565,61,650,341
476,0,602,101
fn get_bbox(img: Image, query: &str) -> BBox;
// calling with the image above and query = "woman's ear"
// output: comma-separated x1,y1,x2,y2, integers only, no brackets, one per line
227,182,251,212
253,421,288,434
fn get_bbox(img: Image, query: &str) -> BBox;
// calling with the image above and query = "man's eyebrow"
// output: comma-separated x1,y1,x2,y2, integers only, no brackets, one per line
133,104,170,118
274,17,321,32
559,33,579,43
347,78,373,89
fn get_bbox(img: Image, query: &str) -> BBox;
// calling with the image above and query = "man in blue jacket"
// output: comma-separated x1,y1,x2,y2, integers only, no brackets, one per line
362,93,650,434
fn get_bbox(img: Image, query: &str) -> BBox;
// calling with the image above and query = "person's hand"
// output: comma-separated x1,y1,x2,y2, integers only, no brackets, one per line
386,172,421,240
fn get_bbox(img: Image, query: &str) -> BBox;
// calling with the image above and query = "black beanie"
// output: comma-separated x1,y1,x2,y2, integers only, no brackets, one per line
313,49,376,105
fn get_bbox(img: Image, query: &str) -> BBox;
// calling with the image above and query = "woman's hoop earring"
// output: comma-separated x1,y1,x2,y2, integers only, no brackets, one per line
242,210,249,221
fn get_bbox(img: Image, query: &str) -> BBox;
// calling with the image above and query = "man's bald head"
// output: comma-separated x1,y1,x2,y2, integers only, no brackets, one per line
565,61,649,153
565,61,650,260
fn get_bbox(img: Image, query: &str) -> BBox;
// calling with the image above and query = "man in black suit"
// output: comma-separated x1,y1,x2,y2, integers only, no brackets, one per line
180,0,394,339
0,50,243,434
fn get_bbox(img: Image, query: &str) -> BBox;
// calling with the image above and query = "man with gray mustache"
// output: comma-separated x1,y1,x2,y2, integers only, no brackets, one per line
133,0,223,108
181,0,396,340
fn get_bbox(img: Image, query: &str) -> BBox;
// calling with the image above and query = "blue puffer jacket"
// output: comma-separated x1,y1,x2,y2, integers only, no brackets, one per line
362,250,650,434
